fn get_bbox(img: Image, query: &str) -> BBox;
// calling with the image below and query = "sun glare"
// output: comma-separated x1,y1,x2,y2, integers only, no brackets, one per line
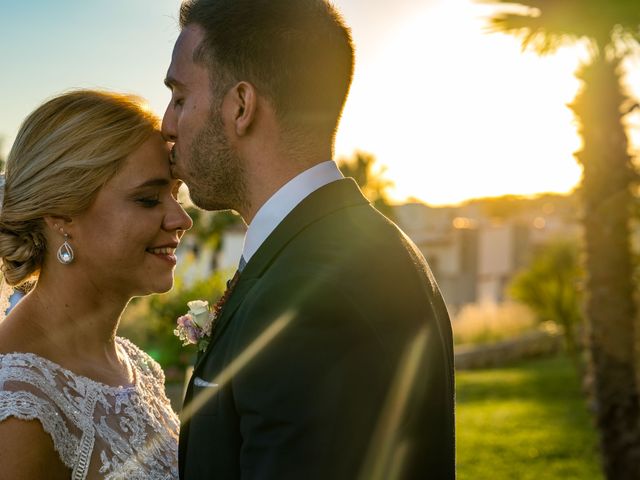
335,0,584,206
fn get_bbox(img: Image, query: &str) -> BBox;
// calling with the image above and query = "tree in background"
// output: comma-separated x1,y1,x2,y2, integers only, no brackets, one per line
485,1,640,476
509,239,582,365
186,208,243,270
338,151,396,220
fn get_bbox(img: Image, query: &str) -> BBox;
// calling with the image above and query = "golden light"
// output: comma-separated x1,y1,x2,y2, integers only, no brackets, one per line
453,217,477,229
336,0,585,206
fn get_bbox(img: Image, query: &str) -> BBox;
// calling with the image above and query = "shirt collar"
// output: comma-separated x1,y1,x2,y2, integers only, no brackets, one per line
242,160,343,262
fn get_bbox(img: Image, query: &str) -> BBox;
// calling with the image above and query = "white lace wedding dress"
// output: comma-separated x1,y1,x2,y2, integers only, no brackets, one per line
0,337,179,479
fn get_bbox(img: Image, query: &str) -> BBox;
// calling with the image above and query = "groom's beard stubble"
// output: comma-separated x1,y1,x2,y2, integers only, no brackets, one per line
187,108,248,213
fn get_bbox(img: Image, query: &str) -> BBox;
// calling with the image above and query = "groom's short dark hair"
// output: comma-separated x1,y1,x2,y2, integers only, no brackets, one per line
179,0,354,139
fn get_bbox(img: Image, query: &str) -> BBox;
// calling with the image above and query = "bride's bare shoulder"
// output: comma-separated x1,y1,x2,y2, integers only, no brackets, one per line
0,417,70,479
0,307,43,355
0,318,24,355
0,316,31,354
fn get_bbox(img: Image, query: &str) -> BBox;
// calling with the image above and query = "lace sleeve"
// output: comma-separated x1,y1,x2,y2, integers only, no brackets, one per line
0,358,81,470
1,347,178,479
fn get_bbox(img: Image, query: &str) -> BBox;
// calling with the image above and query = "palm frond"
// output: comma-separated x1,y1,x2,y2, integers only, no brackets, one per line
480,0,640,53
488,12,584,54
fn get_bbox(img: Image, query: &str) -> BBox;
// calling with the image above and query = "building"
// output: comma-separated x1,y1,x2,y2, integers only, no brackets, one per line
393,194,579,313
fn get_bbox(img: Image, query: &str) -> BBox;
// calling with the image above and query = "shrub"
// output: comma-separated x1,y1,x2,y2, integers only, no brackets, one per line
453,301,541,346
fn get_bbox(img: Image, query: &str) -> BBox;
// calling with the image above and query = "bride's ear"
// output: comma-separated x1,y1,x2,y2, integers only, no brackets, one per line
227,81,258,136
44,215,73,236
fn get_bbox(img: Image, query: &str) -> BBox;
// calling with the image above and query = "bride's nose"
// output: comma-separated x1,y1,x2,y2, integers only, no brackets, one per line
164,201,193,232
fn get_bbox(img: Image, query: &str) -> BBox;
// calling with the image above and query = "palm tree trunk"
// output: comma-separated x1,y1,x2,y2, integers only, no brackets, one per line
570,54,640,479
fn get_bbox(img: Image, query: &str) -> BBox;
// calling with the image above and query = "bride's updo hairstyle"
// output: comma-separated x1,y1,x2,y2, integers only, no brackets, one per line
0,90,159,286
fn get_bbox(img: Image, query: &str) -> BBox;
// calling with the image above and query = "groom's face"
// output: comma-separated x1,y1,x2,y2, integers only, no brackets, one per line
162,25,247,211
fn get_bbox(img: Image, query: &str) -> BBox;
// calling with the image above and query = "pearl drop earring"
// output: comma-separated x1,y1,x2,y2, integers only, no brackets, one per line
56,233,74,265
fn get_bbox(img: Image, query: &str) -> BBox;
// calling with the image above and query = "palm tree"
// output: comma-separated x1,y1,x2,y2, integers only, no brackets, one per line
338,151,396,220
482,1,640,477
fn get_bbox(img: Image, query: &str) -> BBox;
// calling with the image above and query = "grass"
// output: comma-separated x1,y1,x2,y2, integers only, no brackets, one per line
456,354,603,479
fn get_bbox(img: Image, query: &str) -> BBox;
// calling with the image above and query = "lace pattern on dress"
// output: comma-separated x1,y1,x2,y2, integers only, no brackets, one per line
0,337,179,479
0,390,79,468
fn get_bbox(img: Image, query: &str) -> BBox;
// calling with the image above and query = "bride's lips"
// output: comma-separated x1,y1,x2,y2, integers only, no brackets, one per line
146,242,179,265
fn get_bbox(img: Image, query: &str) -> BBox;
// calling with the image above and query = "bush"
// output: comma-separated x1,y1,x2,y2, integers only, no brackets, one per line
453,301,540,346
508,239,583,359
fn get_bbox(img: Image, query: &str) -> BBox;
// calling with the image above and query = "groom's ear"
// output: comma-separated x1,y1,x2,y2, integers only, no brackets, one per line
229,81,257,136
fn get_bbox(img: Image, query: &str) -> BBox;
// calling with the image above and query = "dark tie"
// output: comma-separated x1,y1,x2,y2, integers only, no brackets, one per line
226,256,246,290
218,255,245,313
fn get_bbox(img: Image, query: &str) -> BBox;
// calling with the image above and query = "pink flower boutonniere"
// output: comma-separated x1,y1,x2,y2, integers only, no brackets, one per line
174,272,240,352
174,300,215,352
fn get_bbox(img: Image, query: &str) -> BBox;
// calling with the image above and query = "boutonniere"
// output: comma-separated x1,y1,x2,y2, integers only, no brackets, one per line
173,273,240,352
174,300,214,352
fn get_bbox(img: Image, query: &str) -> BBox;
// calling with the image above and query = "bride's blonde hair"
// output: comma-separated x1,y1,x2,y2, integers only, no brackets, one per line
0,90,159,286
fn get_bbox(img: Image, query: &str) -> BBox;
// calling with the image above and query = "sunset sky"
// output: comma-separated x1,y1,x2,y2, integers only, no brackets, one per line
2,0,639,206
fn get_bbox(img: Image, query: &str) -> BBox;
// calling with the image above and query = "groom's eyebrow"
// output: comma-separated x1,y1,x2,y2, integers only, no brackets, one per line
164,76,183,90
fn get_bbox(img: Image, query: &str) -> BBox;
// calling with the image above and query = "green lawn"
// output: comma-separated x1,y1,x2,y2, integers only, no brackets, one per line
456,355,603,479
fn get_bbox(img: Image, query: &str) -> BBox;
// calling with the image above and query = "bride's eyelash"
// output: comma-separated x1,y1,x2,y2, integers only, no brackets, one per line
137,197,161,208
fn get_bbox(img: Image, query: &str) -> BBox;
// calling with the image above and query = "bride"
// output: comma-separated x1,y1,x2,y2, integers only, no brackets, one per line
0,90,192,479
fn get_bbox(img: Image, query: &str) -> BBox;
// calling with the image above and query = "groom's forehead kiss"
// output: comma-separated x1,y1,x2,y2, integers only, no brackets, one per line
162,24,218,153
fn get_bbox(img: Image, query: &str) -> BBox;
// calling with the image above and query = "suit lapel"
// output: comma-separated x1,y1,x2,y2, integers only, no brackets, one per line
192,178,369,372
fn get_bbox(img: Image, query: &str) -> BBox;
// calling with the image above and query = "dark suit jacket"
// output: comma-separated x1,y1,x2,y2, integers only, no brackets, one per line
179,178,455,479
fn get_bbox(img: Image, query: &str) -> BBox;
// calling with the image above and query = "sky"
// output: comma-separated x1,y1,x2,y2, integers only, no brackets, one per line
2,0,637,206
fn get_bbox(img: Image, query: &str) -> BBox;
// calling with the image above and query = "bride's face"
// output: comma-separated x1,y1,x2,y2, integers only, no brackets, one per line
68,132,192,297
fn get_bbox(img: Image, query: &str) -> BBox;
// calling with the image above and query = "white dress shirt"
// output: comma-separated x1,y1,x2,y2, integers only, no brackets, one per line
241,160,344,263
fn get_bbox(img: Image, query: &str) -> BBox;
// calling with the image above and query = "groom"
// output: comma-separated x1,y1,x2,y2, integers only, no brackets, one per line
162,1,455,478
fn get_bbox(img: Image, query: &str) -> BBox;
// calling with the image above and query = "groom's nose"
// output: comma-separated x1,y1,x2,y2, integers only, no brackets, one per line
161,104,177,142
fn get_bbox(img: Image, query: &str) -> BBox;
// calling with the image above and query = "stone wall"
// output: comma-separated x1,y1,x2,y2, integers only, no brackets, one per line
455,330,563,370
